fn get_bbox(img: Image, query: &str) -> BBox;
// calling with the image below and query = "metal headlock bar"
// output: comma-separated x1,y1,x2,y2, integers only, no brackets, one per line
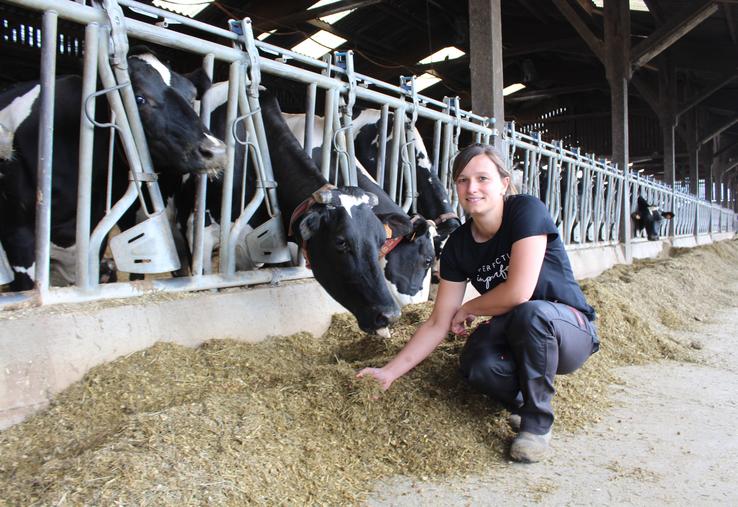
0,0,734,310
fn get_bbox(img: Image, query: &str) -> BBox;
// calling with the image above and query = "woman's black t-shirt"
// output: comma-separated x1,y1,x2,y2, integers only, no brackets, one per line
440,194,596,321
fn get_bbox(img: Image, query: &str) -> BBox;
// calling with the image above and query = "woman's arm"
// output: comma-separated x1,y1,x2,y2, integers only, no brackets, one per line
451,235,547,333
356,279,467,390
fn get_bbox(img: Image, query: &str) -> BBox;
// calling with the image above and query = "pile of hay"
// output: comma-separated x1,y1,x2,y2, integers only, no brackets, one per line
1,239,737,504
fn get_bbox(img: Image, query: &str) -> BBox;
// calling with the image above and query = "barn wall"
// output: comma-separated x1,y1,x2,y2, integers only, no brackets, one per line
1,233,735,430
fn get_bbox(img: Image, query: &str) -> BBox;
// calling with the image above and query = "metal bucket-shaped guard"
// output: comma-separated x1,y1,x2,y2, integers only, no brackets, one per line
0,242,14,285
244,215,291,264
109,211,181,274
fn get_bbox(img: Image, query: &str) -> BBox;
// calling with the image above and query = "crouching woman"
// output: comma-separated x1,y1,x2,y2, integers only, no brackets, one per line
357,143,599,463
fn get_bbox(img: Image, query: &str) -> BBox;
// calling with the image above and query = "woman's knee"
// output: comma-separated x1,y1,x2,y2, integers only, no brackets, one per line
506,301,553,343
459,342,520,406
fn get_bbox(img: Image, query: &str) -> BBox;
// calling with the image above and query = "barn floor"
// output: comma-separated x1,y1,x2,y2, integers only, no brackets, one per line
366,285,738,505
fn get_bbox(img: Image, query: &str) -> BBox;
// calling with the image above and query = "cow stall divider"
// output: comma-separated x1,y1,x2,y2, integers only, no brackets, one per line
0,0,735,311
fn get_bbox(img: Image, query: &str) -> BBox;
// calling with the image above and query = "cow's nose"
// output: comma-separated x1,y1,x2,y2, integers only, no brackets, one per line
375,308,401,329
199,139,226,161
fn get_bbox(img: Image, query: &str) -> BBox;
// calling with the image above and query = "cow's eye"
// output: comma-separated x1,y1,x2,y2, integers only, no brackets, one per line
424,257,433,268
335,237,349,252
135,95,146,105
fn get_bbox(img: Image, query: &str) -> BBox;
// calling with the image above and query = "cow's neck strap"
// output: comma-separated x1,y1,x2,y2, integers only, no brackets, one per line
434,212,458,225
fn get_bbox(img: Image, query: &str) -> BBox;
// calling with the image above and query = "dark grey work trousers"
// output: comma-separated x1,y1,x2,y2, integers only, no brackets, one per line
459,300,599,435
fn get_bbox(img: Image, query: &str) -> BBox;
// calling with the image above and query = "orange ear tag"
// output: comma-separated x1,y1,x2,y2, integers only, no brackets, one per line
383,224,393,239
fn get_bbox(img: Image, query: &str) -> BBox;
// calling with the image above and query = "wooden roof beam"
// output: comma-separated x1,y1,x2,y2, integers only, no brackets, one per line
504,83,605,102
552,0,605,63
723,4,738,45
699,114,738,145
631,0,719,71
677,69,738,118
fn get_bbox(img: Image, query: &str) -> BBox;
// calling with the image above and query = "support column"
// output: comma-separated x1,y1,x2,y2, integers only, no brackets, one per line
605,0,632,261
658,56,677,237
469,0,504,150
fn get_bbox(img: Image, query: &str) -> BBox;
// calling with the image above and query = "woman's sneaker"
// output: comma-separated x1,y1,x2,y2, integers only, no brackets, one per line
510,429,552,463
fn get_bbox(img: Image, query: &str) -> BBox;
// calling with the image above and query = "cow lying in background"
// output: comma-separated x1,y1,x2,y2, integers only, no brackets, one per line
631,195,674,241
0,48,227,291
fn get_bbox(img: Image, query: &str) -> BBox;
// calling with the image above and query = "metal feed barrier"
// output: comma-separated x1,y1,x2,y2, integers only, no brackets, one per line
0,0,734,310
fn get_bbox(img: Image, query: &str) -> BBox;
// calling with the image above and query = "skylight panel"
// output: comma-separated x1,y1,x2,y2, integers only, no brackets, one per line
417,46,465,65
591,0,649,12
290,30,347,59
414,73,442,92
257,30,276,41
152,0,213,18
309,0,356,24
503,83,526,96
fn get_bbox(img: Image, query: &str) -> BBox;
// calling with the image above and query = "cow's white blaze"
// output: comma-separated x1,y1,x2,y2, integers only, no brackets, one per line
338,194,371,218
0,84,40,160
132,54,172,86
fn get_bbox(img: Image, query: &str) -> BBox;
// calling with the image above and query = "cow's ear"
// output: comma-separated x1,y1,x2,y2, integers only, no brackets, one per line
661,211,675,220
183,68,213,99
377,212,413,239
298,210,323,242
406,215,430,240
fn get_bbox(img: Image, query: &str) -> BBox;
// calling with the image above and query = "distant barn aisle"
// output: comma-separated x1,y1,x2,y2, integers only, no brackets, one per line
0,239,737,505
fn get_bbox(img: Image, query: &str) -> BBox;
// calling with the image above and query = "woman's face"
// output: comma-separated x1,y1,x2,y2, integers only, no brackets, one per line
455,153,510,216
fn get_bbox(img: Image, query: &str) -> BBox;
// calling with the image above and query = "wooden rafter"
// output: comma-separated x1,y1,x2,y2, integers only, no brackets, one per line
723,4,738,46
631,0,719,71
677,69,738,118
552,0,605,63
505,83,606,102
699,114,738,145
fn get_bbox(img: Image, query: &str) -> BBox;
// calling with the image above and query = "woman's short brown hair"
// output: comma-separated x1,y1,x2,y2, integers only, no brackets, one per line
451,143,518,196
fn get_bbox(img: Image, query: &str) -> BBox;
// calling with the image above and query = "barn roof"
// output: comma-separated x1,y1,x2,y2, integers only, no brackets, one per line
1,0,737,175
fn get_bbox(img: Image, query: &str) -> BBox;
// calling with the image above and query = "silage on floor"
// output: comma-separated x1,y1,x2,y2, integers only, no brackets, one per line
1,239,737,505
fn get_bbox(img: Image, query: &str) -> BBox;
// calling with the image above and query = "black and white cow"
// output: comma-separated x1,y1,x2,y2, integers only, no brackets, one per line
282,109,461,239
279,110,443,301
176,83,436,306
0,49,227,291
258,91,404,334
631,195,674,241
0,83,40,161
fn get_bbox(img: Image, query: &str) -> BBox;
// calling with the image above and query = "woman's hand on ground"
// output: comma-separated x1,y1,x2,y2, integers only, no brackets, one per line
356,367,396,391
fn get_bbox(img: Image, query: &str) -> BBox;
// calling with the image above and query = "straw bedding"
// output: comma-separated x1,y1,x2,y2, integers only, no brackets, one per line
1,239,737,505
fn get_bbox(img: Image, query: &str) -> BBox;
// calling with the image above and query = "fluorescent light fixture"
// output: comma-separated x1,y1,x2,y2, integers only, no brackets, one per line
591,0,649,12
152,0,213,18
418,46,465,65
503,83,526,96
257,30,276,41
309,0,356,24
415,73,442,92
290,30,346,59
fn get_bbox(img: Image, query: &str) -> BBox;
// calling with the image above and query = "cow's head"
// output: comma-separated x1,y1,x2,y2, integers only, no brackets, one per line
294,186,402,335
127,49,226,177
631,195,674,241
382,216,436,306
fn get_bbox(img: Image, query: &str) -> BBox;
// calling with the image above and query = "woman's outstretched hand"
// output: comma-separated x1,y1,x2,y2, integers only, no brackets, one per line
356,367,396,391
450,306,476,336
